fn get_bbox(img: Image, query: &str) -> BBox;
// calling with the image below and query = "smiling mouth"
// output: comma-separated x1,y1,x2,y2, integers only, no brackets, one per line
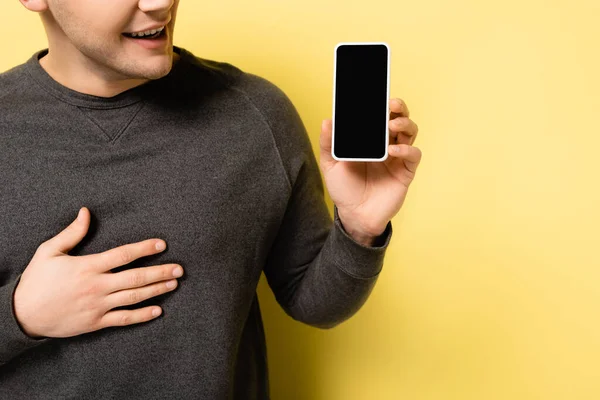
122,26,166,40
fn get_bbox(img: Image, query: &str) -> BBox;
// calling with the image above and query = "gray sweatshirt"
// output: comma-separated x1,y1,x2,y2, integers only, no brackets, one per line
0,45,393,399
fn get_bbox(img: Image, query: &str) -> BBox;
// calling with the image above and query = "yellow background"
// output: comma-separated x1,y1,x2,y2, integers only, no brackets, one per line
2,1,600,399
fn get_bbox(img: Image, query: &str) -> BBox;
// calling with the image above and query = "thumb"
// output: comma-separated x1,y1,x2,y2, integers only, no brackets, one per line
43,207,90,256
319,118,336,168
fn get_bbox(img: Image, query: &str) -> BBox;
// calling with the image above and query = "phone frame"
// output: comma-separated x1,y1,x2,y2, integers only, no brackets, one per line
331,41,391,162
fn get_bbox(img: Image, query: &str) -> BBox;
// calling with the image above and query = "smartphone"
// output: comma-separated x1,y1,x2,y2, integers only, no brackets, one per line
331,42,390,162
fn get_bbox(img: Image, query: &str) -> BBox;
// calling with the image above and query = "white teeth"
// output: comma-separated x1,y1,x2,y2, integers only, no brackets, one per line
129,26,164,37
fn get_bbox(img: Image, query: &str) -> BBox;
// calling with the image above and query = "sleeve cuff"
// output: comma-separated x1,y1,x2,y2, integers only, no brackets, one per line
328,205,393,279
0,273,52,365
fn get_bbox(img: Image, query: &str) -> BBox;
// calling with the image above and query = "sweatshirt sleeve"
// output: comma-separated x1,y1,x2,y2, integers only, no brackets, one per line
0,273,52,366
256,78,394,329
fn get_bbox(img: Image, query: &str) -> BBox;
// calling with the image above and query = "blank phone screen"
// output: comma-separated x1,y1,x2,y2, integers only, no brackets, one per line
333,44,389,160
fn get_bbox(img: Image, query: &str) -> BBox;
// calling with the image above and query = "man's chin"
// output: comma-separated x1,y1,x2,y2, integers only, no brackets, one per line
124,60,173,81
144,68,172,80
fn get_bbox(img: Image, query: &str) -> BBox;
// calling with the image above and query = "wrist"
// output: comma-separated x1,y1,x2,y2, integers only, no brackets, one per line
347,231,378,247
13,286,44,339
337,210,385,246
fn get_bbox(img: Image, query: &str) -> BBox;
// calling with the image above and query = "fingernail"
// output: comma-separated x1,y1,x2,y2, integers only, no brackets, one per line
156,241,166,251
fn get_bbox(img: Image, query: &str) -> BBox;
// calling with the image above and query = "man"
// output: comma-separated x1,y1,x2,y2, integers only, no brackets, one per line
0,0,421,398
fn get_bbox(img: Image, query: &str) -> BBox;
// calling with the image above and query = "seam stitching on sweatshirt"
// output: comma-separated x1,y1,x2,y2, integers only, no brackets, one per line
112,102,146,144
228,86,293,192
75,106,112,141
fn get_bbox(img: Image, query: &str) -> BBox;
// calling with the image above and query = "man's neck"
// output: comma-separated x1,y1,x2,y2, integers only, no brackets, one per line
38,51,181,98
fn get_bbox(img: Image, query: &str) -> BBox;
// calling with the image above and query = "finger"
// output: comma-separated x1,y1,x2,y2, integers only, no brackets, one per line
41,207,90,257
389,117,419,146
388,144,422,174
97,306,162,330
319,119,336,168
83,239,167,273
389,97,409,119
104,263,184,293
104,279,178,310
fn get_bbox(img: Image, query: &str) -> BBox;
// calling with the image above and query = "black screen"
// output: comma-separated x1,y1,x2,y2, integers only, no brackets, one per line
333,43,389,160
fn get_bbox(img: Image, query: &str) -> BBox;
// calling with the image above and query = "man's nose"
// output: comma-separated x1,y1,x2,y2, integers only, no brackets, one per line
138,0,175,13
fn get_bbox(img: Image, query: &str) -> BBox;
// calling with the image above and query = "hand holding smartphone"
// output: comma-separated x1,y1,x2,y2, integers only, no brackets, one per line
331,42,391,162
